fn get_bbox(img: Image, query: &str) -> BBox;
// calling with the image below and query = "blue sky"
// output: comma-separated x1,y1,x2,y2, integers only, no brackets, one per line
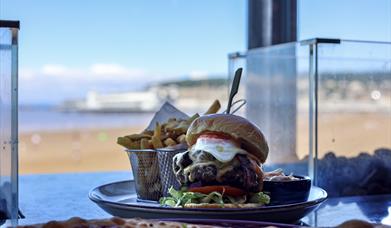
1,0,390,105
299,0,391,41
1,0,245,73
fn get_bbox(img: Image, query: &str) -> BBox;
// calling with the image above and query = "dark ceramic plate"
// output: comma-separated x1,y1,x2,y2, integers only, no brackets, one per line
89,180,327,224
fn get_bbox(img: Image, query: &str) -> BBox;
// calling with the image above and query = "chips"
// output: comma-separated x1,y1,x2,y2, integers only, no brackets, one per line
117,118,192,150
204,99,221,115
117,99,221,150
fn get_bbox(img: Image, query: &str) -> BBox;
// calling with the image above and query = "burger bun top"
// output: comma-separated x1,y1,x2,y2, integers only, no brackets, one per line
186,114,269,163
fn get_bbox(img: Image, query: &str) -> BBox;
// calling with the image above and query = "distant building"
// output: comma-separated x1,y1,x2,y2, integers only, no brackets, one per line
60,78,230,113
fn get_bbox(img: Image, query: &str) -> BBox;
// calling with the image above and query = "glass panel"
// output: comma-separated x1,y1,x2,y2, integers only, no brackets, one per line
316,40,391,196
0,26,18,221
229,39,391,198
228,42,311,176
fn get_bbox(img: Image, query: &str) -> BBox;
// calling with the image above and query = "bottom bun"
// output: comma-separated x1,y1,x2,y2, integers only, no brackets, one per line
184,203,264,209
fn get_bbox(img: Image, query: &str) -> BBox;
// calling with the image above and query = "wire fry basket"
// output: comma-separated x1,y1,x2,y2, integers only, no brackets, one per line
126,147,186,201
156,148,186,197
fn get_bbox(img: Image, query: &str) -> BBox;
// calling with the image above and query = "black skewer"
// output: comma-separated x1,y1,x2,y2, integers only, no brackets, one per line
226,68,243,114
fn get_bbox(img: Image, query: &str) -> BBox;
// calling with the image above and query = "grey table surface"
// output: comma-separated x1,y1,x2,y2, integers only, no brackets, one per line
10,171,391,226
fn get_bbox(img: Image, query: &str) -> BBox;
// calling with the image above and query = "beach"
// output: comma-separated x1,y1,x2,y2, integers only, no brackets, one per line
19,112,390,174
19,126,144,174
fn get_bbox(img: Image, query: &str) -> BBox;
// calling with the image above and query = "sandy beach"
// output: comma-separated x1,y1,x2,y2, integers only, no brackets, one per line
19,113,390,174
19,126,144,174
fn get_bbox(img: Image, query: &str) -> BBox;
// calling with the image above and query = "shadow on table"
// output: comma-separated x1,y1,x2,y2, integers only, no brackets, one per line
265,148,391,197
317,194,391,224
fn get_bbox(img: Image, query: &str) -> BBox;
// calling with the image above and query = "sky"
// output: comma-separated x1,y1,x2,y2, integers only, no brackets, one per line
299,0,391,42
0,0,390,105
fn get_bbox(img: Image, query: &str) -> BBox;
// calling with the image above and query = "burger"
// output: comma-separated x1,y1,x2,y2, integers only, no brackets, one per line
160,114,270,208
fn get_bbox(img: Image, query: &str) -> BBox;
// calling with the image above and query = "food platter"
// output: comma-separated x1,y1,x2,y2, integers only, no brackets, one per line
89,180,327,224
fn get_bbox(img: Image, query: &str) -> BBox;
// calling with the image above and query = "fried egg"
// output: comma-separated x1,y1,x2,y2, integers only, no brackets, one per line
191,137,248,162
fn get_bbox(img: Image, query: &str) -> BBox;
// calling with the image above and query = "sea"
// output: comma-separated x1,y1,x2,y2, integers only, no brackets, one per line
19,108,154,133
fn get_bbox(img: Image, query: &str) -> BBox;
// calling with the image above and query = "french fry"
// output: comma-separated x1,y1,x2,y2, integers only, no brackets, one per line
164,138,177,147
172,119,193,135
141,130,154,136
140,138,153,149
117,137,140,149
176,134,186,144
172,119,189,131
125,133,151,140
130,140,140,149
164,120,180,131
128,141,142,147
153,122,162,139
204,99,221,115
161,130,175,143
117,137,132,148
151,136,163,149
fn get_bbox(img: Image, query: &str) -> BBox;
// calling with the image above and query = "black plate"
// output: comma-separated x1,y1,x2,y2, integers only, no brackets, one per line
89,180,327,224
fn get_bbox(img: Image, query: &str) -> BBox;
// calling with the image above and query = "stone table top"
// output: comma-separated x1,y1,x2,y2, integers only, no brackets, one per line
6,171,391,227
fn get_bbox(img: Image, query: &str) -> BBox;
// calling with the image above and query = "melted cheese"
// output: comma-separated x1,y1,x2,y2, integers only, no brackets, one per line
191,137,248,163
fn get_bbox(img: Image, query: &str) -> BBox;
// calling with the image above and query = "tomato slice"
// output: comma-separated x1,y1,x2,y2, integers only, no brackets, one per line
199,132,241,145
188,185,245,197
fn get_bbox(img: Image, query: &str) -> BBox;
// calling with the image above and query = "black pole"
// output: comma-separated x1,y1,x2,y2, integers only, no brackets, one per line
0,20,20,29
248,0,296,49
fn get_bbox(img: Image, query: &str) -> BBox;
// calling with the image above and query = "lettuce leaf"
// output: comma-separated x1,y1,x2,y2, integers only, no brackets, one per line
200,191,223,204
225,195,247,204
160,187,208,207
160,186,270,207
248,192,270,204
168,186,183,199
159,197,177,207
178,191,206,206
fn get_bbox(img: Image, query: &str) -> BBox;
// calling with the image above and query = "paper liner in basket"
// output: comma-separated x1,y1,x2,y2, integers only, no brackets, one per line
145,101,189,150
146,101,189,130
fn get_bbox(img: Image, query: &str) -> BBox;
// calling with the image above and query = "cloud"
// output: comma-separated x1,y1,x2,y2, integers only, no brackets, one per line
42,64,69,76
89,63,144,77
20,64,214,85
22,64,210,82
19,68,35,80
32,63,149,80
189,70,209,79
